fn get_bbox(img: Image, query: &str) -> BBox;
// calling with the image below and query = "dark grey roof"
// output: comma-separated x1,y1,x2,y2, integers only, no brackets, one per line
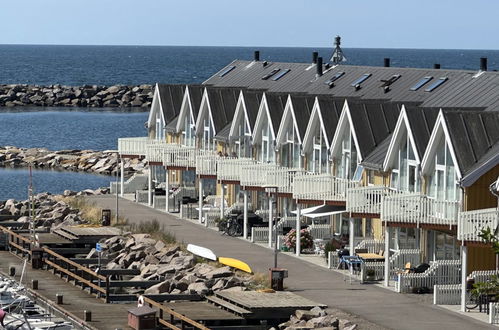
404,106,441,160
165,117,178,133
443,110,499,176
205,87,239,133
288,94,315,140
264,93,288,134
214,123,231,142
316,96,345,144
241,89,264,129
361,136,392,171
347,99,401,160
187,85,205,118
157,84,185,123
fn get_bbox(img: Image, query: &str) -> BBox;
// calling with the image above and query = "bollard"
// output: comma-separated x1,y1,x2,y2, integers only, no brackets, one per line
32,279,38,290
56,294,63,305
9,266,15,276
83,310,92,322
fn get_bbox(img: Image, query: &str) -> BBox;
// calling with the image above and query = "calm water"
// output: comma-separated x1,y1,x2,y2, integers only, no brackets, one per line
0,45,498,85
0,168,112,201
1,44,498,200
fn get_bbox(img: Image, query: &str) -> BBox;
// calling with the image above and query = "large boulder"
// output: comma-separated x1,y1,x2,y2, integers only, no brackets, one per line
144,280,171,294
187,282,209,296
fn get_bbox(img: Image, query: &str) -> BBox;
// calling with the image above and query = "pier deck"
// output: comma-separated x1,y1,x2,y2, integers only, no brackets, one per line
0,251,130,330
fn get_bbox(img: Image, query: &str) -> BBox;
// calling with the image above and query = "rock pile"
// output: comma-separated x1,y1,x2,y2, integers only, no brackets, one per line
0,190,106,228
97,234,251,295
0,146,146,176
275,307,357,330
0,84,153,108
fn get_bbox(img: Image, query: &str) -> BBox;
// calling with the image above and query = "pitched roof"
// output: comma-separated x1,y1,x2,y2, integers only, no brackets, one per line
264,93,288,134
361,136,392,171
156,84,186,124
288,94,315,140
316,96,345,144
187,85,205,118
241,89,264,129
404,106,441,160
205,87,240,133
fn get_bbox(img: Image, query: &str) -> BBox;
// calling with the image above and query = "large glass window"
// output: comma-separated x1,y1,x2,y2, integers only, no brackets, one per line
390,131,419,192
280,125,301,168
202,117,214,151
260,115,275,163
182,113,195,147
234,119,252,158
334,125,358,179
428,137,459,202
307,125,328,173
155,112,164,141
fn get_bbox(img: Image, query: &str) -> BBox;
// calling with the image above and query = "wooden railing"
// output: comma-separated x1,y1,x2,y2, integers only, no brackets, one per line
142,296,210,330
267,167,304,194
292,173,358,202
240,163,278,187
217,157,255,182
164,146,197,169
196,152,219,176
118,136,150,156
458,208,499,242
347,186,401,215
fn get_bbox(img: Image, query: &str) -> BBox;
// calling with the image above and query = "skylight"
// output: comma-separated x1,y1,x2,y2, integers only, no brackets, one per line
351,73,371,86
272,69,291,81
262,68,281,80
425,77,448,92
218,65,235,77
410,76,432,91
380,74,401,87
324,72,345,87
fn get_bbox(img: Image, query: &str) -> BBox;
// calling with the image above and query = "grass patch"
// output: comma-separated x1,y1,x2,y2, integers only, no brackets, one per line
126,219,177,245
56,196,127,225
246,272,271,290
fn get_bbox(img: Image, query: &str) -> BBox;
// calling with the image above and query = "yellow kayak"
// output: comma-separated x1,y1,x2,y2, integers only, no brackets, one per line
218,257,253,274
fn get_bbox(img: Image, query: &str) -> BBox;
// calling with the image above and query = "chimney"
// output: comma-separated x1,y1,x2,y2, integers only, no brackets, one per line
254,50,260,61
312,52,319,64
384,58,390,67
480,57,487,71
433,63,441,69
316,57,323,77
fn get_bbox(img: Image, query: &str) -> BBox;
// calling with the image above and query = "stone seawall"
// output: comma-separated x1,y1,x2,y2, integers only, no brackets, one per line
0,84,153,108
0,146,146,176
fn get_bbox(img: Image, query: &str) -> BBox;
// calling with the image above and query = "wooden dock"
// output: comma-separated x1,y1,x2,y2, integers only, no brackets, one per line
0,251,131,329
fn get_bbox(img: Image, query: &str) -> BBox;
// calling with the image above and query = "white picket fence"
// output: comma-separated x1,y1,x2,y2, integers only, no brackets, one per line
136,190,149,203
362,262,385,281
397,260,461,293
347,186,400,215
458,207,499,242
389,249,421,277
355,239,385,254
292,173,358,202
471,270,499,283
250,217,297,242
308,224,332,239
490,303,499,324
433,284,462,305
110,173,148,194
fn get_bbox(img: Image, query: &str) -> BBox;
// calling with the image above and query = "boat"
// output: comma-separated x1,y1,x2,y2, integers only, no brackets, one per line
218,257,253,273
186,244,217,261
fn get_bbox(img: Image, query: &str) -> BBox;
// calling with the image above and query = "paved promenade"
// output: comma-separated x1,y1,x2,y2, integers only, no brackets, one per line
89,195,495,330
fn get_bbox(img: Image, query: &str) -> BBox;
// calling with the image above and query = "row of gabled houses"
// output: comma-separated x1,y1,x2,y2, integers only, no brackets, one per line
117,52,499,313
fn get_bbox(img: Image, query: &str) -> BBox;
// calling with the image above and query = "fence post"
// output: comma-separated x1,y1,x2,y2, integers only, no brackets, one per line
105,276,110,303
490,303,494,324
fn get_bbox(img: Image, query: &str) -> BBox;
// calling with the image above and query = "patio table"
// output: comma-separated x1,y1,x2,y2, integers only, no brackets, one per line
357,253,385,261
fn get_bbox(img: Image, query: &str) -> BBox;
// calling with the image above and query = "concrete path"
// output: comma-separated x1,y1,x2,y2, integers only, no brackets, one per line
89,195,496,330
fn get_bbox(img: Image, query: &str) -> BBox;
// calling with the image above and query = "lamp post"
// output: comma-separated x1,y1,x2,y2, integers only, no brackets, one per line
115,153,120,225
265,186,278,268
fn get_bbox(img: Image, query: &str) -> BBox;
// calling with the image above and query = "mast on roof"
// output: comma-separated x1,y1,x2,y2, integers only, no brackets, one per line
330,35,347,64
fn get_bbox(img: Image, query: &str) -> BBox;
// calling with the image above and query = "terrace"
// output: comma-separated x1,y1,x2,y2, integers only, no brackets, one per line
458,208,499,243
117,136,150,157
292,173,358,203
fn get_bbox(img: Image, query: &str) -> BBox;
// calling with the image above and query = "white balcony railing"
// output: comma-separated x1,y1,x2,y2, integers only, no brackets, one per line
397,260,461,293
164,146,197,169
267,167,304,194
145,142,171,163
118,137,150,156
217,157,255,182
458,208,499,242
381,193,460,226
347,186,402,215
240,163,278,187
196,152,219,176
292,173,359,202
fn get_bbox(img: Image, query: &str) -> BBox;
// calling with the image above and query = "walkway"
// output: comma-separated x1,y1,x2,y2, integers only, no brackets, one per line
89,195,496,330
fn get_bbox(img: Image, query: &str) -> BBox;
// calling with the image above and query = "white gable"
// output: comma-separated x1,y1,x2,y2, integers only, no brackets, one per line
275,95,301,148
176,86,195,134
302,97,329,153
195,88,216,135
330,100,362,161
252,93,275,143
147,84,164,130
229,91,251,139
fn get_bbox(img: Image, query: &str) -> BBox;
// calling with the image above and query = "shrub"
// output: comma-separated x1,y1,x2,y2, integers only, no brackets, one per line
284,228,314,250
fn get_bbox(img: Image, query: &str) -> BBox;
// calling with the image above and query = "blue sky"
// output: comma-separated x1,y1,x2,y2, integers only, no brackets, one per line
1,0,497,49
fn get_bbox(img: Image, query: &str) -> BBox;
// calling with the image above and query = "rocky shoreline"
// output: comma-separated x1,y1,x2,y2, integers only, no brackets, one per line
0,84,153,108
0,146,146,176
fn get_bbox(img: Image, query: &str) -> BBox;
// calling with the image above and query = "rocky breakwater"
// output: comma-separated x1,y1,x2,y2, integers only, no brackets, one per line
275,307,358,330
97,234,253,296
0,146,146,176
0,84,153,108
1,190,106,228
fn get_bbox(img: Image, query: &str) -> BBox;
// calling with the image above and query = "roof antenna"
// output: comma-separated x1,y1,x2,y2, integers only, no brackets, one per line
330,35,347,64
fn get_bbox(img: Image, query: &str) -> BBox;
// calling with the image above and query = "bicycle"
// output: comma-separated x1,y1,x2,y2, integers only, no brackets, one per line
227,217,242,237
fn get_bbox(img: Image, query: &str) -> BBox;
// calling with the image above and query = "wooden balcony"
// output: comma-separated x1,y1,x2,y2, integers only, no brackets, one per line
458,208,499,243
240,163,279,188
164,146,197,169
381,193,460,226
216,158,255,183
118,137,150,157
145,142,172,163
292,173,358,202
347,186,401,216
266,167,304,194
195,152,219,177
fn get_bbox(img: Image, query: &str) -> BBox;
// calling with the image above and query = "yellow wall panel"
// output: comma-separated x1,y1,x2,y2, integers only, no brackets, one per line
467,245,496,274
464,165,499,211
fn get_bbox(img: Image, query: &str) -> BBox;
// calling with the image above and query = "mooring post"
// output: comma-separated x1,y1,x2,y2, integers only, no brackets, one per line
32,279,38,290
56,293,63,305
84,310,92,322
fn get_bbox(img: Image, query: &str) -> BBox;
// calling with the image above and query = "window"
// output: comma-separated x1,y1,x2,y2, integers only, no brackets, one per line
272,69,290,81
281,127,301,168
425,77,448,92
334,125,358,179
428,137,460,203
350,73,371,86
260,115,275,163
202,117,214,150
410,76,432,91
390,131,419,192
182,113,195,147
218,65,235,77
324,71,345,87
262,68,280,80
234,118,252,158
155,112,164,140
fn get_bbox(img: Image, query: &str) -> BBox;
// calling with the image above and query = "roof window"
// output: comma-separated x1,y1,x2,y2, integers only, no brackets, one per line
324,71,345,87
218,65,235,77
272,69,291,81
351,73,371,87
424,77,448,92
410,76,432,91
262,68,280,80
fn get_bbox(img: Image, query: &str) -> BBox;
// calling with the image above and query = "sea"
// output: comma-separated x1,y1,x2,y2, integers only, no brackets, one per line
1,44,499,201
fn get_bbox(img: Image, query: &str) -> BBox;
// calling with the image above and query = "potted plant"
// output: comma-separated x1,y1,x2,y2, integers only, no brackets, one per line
284,228,314,252
366,268,376,281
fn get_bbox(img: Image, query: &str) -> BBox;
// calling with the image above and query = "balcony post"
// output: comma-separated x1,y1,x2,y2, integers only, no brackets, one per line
243,190,248,239
460,245,467,312
148,166,152,206
349,217,354,257
268,196,273,248
384,224,390,287
296,203,301,256
220,184,225,220
198,178,203,224
120,158,124,197
165,169,169,213
394,227,400,250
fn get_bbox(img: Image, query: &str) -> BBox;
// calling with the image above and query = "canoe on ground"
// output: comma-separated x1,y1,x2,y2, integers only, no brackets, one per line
186,244,217,261
218,257,253,274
